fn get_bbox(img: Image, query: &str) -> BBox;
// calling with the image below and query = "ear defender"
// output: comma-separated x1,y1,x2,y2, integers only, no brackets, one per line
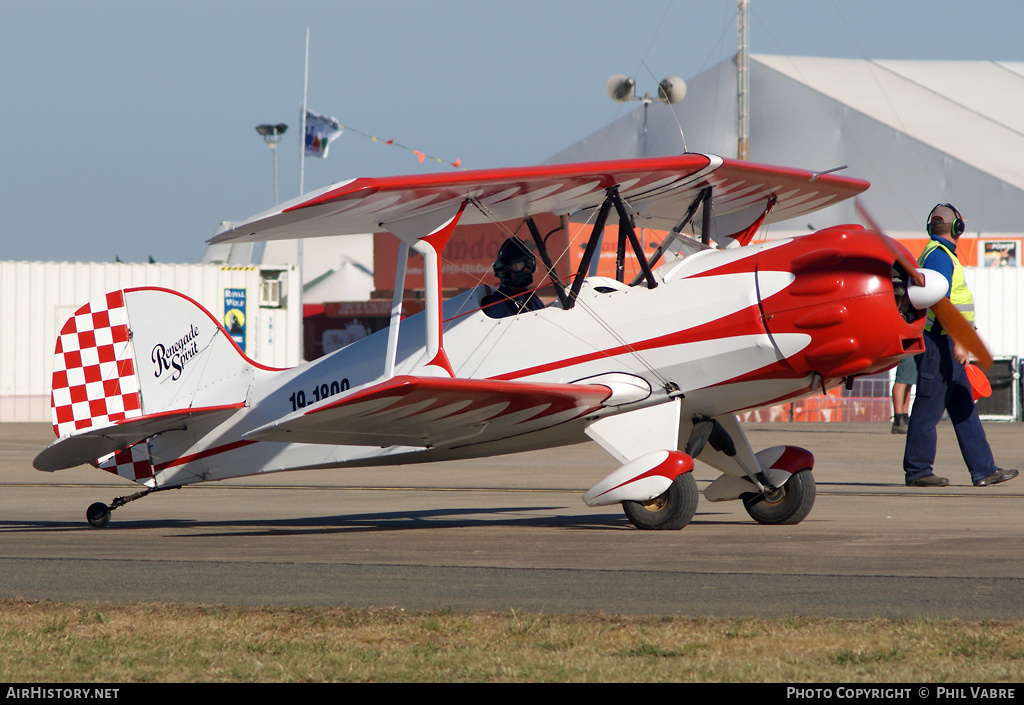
927,203,966,237
950,205,966,237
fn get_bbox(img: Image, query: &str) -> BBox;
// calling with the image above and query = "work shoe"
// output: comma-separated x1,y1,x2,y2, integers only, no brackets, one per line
906,474,949,487
973,468,1019,487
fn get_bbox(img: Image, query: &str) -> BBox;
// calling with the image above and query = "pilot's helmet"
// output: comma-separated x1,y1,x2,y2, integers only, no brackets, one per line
493,237,536,290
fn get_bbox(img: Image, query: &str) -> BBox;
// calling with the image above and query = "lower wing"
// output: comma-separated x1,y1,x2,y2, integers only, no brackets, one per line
244,375,615,449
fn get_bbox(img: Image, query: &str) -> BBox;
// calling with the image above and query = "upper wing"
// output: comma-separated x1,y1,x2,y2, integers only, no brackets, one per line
211,154,869,245
244,375,613,448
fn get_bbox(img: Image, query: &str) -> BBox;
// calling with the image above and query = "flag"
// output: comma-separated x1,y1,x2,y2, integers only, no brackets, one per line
304,109,343,158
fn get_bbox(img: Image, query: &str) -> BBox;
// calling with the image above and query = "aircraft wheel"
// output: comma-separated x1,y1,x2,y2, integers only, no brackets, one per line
86,502,111,528
621,473,698,530
742,469,815,525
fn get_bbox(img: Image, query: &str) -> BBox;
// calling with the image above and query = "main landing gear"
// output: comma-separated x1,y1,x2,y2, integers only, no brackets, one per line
741,468,816,525
682,414,817,528
617,462,815,530
84,486,175,527
622,473,699,530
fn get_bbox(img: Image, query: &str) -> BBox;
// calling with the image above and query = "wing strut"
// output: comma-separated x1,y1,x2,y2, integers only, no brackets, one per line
524,215,572,309
700,186,713,245
610,188,657,289
385,201,468,377
566,187,660,309
384,240,410,378
631,186,712,284
568,192,615,306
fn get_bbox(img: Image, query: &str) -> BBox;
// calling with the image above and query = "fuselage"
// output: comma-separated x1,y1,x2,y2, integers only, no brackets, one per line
146,226,923,488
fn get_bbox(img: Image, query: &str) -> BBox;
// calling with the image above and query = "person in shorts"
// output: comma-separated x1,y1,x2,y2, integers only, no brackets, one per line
891,355,917,434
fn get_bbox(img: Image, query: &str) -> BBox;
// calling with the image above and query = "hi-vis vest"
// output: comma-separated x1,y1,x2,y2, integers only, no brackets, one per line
918,238,975,334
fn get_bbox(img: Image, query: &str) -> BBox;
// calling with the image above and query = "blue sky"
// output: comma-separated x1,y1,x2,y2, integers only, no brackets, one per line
4,0,1024,263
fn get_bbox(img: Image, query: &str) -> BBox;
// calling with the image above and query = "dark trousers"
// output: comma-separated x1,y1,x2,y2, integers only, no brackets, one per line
903,329,996,483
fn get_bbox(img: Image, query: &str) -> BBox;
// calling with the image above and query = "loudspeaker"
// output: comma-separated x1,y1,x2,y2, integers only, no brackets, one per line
976,358,1019,421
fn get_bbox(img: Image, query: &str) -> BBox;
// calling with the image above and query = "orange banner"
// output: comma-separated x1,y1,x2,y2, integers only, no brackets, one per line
372,214,672,295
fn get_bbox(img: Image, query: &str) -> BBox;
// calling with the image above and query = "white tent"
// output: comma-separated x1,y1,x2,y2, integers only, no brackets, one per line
548,55,1024,239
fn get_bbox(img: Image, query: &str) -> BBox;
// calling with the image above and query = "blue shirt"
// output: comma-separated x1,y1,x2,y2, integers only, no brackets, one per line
921,235,957,298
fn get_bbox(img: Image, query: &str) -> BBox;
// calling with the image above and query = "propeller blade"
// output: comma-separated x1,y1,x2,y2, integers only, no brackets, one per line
881,233,926,288
857,199,926,287
931,297,993,371
892,245,926,288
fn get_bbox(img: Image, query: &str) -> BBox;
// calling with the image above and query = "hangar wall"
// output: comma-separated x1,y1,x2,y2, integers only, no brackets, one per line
966,266,1024,359
0,261,302,422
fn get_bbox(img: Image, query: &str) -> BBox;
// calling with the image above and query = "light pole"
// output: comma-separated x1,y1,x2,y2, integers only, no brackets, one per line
255,123,288,205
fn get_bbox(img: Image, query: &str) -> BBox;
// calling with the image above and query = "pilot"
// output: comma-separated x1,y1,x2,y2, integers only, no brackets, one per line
482,237,545,318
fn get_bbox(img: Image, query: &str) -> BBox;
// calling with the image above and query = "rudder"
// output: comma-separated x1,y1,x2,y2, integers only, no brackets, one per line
51,290,142,437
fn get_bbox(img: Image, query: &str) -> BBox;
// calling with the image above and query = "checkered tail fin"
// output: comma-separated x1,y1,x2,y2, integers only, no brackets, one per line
49,290,142,437
36,288,254,475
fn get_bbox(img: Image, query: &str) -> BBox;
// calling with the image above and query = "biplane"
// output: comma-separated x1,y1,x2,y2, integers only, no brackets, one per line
34,153,979,529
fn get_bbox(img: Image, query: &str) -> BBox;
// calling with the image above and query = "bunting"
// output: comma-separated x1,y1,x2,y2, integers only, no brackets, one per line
337,123,463,169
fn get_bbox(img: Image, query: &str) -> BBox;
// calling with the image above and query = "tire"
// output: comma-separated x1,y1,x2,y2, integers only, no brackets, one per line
86,502,111,528
742,469,815,525
622,473,698,530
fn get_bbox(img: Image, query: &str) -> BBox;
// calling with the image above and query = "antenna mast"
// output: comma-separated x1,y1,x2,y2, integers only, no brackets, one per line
737,0,750,161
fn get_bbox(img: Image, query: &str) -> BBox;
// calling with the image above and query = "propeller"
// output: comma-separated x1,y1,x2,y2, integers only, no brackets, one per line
933,297,993,370
856,200,992,370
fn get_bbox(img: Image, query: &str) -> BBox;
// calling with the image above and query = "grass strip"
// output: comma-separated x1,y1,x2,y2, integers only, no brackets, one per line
1,600,1023,682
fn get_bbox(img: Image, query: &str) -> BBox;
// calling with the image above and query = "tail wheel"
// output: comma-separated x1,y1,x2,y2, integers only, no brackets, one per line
86,502,112,528
742,468,815,525
622,473,698,530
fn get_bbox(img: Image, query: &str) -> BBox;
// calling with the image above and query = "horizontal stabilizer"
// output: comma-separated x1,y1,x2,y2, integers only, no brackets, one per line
245,375,612,448
33,404,243,472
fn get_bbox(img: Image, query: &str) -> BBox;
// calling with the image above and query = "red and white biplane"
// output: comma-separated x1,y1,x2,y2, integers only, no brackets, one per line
34,153,979,528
